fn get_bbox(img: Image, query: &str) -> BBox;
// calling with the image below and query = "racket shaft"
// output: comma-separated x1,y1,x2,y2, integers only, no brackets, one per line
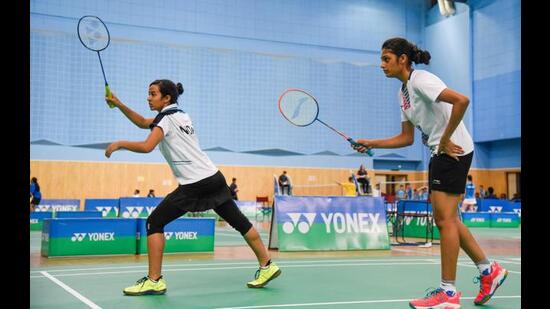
317,119,374,156
316,119,349,140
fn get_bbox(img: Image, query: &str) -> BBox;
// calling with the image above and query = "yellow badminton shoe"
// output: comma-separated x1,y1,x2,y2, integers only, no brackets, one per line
247,262,281,288
123,276,167,296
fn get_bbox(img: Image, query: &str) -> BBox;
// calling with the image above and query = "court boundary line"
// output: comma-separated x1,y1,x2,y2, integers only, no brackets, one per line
214,295,521,308
31,256,521,275
31,261,443,278
29,257,479,273
40,271,102,309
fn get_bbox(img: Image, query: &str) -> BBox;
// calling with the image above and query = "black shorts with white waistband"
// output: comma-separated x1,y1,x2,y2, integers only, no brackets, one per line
428,151,473,194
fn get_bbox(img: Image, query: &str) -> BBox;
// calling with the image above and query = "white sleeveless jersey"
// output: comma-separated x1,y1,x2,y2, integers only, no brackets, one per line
399,70,474,156
150,104,218,185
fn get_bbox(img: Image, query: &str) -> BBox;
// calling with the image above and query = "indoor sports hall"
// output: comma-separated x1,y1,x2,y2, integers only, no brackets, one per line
30,0,521,308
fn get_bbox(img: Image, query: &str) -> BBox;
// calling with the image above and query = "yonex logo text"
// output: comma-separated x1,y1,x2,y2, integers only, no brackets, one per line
36,205,78,212
283,212,382,234
70,233,115,242
164,232,198,240
321,213,381,234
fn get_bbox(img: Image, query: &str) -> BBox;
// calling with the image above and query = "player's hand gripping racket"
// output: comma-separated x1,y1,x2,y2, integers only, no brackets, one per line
278,89,374,156
77,15,115,108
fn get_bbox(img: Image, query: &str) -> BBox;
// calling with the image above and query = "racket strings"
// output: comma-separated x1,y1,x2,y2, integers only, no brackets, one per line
78,16,110,51
279,91,319,126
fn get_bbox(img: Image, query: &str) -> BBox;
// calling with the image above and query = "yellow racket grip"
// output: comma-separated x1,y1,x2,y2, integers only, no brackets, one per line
105,85,115,109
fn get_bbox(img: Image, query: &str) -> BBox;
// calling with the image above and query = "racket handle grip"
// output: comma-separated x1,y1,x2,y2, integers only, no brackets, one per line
348,138,374,156
105,85,115,109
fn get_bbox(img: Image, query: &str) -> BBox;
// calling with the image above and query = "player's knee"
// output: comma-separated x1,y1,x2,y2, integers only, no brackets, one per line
146,215,165,236
231,219,252,236
434,216,458,230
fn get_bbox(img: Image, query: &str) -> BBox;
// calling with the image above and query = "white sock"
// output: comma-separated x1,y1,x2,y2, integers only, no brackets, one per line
476,259,492,275
440,280,456,296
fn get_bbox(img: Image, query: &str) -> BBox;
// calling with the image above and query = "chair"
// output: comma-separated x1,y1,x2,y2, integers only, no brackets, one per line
255,196,271,221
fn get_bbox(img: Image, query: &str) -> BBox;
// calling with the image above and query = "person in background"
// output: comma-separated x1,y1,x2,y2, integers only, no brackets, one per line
147,189,156,198
478,185,486,199
355,165,370,195
420,187,429,200
405,183,413,199
30,177,42,212
396,185,406,200
486,187,497,199
278,171,291,195
413,188,419,200
461,175,477,212
133,189,141,197
229,178,239,200
337,177,358,197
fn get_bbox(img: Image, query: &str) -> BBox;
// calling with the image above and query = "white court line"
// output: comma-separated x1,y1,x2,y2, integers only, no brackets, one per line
215,295,521,309
40,271,102,309
31,258,449,274
392,247,439,255
492,258,522,265
215,232,249,238
457,262,521,275
31,261,440,278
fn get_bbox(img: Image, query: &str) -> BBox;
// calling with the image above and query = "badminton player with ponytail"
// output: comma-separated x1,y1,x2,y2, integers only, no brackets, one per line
105,79,281,296
352,38,508,308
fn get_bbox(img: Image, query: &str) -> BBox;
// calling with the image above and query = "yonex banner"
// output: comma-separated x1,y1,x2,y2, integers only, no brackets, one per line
41,218,137,257
30,212,53,231
119,197,163,218
34,199,80,212
137,218,215,254
396,200,440,240
55,211,102,218
399,216,441,240
269,196,390,251
511,202,521,220
235,200,259,219
490,212,520,228
477,199,512,213
462,212,491,227
84,199,120,217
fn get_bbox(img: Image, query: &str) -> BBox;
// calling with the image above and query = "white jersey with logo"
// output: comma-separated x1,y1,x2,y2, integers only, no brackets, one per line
151,104,218,185
399,69,474,156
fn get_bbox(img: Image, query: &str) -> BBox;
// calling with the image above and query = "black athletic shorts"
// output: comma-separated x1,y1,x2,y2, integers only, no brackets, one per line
429,151,473,194
161,170,233,212
147,170,252,236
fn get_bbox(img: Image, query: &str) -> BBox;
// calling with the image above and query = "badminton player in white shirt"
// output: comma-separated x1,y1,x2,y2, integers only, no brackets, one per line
352,38,507,308
105,79,281,296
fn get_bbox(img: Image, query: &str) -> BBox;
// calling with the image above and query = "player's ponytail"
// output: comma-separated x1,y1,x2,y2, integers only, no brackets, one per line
382,37,431,65
411,46,431,65
176,82,184,95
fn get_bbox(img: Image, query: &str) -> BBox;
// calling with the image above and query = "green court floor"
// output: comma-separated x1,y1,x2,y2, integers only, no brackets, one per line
30,227,521,308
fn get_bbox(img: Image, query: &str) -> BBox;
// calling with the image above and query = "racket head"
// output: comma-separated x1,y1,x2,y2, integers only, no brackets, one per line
77,15,110,52
278,88,319,127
